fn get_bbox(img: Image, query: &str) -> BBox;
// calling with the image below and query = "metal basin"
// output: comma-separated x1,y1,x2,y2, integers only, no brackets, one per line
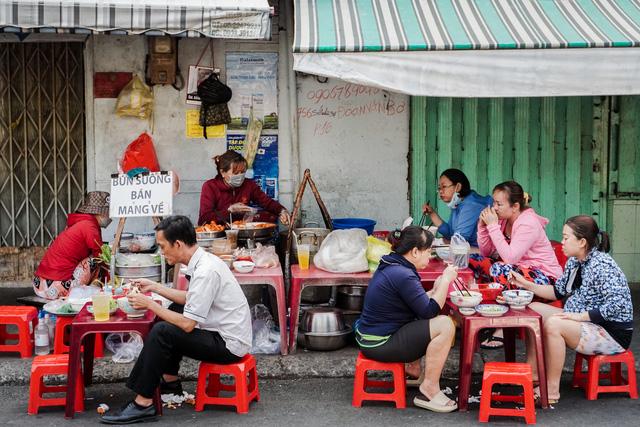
301,327,352,351
336,286,366,311
300,307,346,333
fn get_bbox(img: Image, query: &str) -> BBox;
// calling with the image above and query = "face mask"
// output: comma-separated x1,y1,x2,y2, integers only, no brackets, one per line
227,173,245,188
447,192,462,209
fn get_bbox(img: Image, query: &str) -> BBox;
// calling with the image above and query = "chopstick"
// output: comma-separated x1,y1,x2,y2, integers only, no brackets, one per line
455,278,472,297
419,201,432,228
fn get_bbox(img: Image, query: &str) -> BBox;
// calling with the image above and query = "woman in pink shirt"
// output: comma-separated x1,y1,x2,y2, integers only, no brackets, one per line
469,181,562,348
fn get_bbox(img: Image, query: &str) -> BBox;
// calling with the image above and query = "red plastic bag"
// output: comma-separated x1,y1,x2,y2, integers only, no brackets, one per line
120,132,160,173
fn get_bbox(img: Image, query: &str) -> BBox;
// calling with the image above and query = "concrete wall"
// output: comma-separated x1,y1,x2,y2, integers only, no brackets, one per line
85,35,410,239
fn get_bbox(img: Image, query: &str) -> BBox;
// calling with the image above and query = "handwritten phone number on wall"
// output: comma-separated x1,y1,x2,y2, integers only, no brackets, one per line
305,83,381,104
297,99,407,120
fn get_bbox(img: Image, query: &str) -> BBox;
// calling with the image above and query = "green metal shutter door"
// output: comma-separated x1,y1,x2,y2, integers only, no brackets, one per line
410,96,601,240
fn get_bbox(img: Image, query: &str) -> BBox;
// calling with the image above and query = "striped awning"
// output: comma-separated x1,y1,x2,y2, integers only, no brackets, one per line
294,0,640,53
0,0,272,40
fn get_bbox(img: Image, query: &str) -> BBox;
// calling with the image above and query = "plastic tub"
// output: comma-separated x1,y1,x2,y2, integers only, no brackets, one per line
332,218,377,235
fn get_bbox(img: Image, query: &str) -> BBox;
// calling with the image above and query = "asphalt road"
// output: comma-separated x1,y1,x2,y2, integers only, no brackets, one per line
3,375,638,426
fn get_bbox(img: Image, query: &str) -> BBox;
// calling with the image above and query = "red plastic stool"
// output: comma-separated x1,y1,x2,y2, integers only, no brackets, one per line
572,350,638,400
195,354,259,413
28,354,84,415
53,315,104,357
479,362,536,424
0,306,38,358
352,352,406,409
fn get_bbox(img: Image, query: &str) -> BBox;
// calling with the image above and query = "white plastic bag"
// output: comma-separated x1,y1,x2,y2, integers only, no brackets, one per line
105,332,144,363
250,304,280,354
450,233,470,268
313,229,369,273
252,243,280,268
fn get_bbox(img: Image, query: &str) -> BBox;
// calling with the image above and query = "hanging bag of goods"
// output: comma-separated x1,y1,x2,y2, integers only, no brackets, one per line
115,75,154,120
197,73,232,138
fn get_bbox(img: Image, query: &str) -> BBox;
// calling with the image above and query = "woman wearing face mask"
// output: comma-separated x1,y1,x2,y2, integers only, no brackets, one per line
198,150,290,226
508,216,633,404
470,180,562,348
422,169,492,247
33,191,112,300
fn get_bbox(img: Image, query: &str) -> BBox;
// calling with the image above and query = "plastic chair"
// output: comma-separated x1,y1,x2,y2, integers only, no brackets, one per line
479,362,536,424
352,352,406,409
550,240,567,268
53,316,104,357
572,350,638,400
28,354,84,415
0,306,38,358
195,354,260,413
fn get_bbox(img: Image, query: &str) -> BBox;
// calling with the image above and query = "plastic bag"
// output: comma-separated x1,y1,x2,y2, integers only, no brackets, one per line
105,332,144,363
252,243,279,268
250,304,280,354
450,233,470,268
115,75,154,120
313,229,368,273
366,236,392,273
120,132,160,173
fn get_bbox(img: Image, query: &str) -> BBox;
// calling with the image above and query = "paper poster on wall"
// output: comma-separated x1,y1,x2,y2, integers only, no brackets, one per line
227,134,278,200
185,65,220,105
226,52,278,130
185,110,225,139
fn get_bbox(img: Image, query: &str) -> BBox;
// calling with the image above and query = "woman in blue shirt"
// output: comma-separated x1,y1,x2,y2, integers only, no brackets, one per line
356,226,459,413
423,169,492,247
508,215,633,404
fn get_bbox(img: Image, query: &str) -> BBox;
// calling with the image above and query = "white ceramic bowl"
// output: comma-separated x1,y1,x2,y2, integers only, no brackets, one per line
449,290,483,308
459,307,476,316
116,298,147,317
68,297,90,312
218,254,235,268
476,304,509,317
233,260,255,273
502,289,534,309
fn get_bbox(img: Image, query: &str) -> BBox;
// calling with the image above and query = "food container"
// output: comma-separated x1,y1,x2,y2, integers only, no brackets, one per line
231,222,277,239
332,218,376,235
292,227,330,264
476,304,509,317
300,307,346,334
196,230,225,239
301,327,353,351
114,253,162,282
474,283,504,301
218,254,235,269
233,260,255,273
449,290,483,308
336,286,366,311
459,307,476,316
117,298,148,318
501,289,534,309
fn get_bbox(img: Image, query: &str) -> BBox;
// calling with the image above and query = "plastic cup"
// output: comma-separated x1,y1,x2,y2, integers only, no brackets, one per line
225,229,239,249
297,244,310,270
91,294,111,322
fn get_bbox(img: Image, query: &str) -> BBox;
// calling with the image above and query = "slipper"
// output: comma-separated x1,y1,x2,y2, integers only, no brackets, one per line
406,372,424,387
413,390,458,413
533,386,559,405
480,336,504,350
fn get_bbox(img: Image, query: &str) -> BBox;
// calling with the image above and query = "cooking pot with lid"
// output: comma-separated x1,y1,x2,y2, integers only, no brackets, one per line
291,223,330,264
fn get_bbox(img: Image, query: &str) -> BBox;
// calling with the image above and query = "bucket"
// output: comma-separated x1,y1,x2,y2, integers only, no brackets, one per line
332,218,376,235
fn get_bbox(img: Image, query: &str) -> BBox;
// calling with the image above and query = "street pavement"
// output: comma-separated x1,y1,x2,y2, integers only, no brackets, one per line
2,374,638,426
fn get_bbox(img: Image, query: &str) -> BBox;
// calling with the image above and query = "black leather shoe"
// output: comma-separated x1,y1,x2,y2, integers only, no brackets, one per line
160,378,183,395
100,400,157,424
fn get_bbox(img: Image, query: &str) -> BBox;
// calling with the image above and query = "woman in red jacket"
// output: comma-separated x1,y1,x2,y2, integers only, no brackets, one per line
198,150,290,226
33,191,112,300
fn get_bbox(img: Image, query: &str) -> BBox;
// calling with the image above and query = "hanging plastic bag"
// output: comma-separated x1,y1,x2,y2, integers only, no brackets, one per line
115,75,154,120
250,304,280,354
313,229,368,273
366,236,392,273
450,233,470,269
119,132,160,173
105,332,144,363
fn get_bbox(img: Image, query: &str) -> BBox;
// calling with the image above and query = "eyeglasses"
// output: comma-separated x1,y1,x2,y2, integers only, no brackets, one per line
437,184,455,192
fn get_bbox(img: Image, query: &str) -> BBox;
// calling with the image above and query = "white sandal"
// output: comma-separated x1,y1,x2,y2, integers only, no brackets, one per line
413,390,458,413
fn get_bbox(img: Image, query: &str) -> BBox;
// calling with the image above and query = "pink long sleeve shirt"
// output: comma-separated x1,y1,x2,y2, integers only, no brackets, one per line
477,208,562,279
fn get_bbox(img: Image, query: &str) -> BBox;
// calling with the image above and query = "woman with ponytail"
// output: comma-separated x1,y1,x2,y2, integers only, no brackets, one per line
356,226,459,413
508,215,633,404
470,180,562,348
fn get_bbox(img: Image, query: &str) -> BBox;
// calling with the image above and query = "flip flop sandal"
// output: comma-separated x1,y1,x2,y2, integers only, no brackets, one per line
405,372,424,387
480,336,504,350
533,387,559,405
413,390,458,413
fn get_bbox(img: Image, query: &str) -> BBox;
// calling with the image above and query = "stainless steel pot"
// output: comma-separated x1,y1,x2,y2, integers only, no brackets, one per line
336,286,366,311
300,307,346,333
301,327,352,351
291,227,330,263
233,222,277,239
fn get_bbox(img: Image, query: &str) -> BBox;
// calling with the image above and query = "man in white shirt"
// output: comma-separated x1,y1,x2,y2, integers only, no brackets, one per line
101,215,252,425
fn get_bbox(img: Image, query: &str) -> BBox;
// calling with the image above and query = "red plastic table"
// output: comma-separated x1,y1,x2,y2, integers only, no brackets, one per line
288,259,473,353
232,266,288,355
178,266,288,355
64,304,160,419
452,303,548,411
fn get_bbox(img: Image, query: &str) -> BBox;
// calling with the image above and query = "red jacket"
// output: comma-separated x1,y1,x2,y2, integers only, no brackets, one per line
35,213,103,281
198,175,285,225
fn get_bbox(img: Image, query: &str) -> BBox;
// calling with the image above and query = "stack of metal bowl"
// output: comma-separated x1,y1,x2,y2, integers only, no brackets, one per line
298,307,352,351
